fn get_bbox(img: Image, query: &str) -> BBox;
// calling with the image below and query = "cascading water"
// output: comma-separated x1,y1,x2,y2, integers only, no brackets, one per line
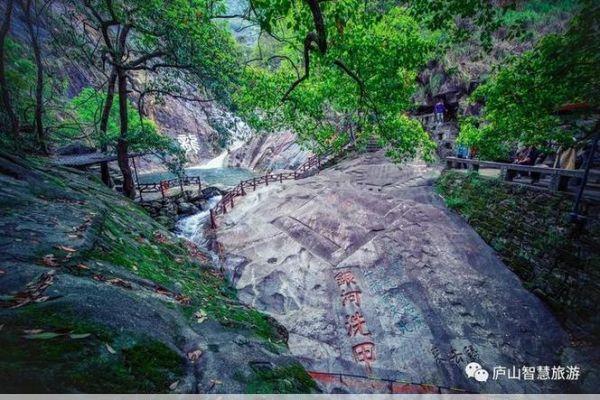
176,194,222,264
170,107,255,258
197,151,228,169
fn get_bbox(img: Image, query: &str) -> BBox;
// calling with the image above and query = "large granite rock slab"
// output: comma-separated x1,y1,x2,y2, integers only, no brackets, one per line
217,151,584,393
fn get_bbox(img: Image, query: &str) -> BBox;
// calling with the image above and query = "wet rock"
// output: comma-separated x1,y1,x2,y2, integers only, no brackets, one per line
216,151,591,394
201,186,226,198
0,153,311,393
178,202,198,216
228,130,310,171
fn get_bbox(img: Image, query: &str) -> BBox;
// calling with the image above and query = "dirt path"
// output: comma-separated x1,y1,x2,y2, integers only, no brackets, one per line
216,151,572,393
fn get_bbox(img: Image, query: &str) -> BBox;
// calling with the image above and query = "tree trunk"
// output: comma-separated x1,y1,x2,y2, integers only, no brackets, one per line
0,0,19,137
116,69,135,199
21,0,46,154
99,69,116,187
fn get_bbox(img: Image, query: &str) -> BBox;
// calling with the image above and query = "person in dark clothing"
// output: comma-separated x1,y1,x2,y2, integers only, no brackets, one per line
514,146,539,166
434,101,445,123
514,146,540,181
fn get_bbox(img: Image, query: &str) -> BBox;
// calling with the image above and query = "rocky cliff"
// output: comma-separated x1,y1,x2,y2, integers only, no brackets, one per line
4,2,253,170
227,130,310,172
412,4,575,155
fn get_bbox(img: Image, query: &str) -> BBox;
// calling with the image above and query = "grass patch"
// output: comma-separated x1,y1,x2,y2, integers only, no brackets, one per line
242,363,318,394
81,200,286,345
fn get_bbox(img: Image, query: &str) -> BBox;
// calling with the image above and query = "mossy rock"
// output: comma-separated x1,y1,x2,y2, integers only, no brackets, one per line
0,152,312,393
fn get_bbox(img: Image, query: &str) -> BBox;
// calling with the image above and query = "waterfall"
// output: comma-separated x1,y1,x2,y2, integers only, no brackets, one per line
176,195,222,245
198,151,228,169
197,126,248,169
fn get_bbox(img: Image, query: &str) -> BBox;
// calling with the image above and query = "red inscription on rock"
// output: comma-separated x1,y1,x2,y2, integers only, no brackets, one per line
341,289,362,307
345,311,371,337
353,342,376,371
335,270,357,286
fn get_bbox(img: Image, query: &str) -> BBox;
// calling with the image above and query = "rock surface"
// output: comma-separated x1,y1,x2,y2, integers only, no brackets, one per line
217,151,584,393
0,153,316,393
228,131,310,172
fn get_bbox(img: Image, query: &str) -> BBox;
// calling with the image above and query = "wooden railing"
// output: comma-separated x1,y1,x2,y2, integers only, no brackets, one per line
415,112,435,126
209,154,325,228
137,176,203,199
445,157,600,194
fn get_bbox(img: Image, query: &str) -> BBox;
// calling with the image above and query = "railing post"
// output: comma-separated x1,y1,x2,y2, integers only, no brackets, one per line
179,178,185,199
160,180,166,199
222,203,227,214
279,173,283,183
266,174,269,186
549,173,569,192
198,179,202,194
253,177,256,190
210,209,217,229
241,182,246,196
230,195,234,208
467,162,479,173
500,167,516,182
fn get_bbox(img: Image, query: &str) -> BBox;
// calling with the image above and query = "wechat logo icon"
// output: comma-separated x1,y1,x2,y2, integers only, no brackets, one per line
465,362,489,382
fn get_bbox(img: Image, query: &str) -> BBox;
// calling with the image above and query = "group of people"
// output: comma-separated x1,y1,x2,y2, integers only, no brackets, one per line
512,144,598,171
431,97,597,174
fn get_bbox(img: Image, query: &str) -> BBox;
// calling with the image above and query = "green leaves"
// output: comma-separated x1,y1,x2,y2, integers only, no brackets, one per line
458,2,599,160
63,87,180,155
236,4,435,161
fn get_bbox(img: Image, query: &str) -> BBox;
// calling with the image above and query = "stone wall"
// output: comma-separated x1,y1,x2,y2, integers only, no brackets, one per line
436,171,600,340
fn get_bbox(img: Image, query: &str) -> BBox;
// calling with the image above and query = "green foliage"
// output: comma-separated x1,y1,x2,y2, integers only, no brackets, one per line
65,0,240,104
457,118,511,161
62,87,183,158
458,2,599,160
407,0,503,49
499,0,578,41
235,4,435,161
1,38,66,150
242,363,318,394
3,39,36,121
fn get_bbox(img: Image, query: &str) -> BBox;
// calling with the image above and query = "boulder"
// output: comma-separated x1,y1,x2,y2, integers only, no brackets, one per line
216,151,583,394
178,202,198,216
201,186,226,198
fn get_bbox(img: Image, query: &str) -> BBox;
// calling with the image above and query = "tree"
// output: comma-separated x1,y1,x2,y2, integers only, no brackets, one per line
457,1,599,160
233,1,436,160
0,0,19,138
64,87,179,154
19,0,47,154
61,0,239,198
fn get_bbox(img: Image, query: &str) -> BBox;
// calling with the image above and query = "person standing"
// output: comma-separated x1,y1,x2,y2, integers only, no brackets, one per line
434,100,445,124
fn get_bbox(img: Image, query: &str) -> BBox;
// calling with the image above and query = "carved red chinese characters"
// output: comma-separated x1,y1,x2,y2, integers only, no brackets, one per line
335,270,357,287
345,311,371,337
341,289,362,307
353,341,376,371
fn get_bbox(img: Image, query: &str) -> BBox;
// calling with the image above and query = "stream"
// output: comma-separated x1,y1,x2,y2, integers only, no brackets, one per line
171,166,254,259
